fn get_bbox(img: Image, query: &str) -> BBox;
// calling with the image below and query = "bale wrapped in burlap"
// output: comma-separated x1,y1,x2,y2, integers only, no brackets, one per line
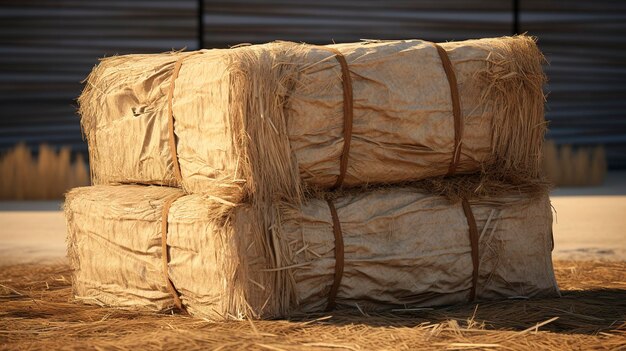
65,185,559,320
79,35,546,204
65,185,270,318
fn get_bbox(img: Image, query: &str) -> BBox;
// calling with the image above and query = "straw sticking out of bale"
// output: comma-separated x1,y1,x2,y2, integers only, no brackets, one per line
469,35,547,180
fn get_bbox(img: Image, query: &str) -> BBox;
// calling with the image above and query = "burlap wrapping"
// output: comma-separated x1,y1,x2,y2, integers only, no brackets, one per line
65,185,559,319
79,36,545,199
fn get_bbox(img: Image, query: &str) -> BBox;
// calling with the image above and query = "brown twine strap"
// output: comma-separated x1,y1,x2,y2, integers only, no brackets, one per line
317,46,354,189
167,53,198,185
461,198,480,302
434,44,463,176
325,197,345,311
161,194,186,311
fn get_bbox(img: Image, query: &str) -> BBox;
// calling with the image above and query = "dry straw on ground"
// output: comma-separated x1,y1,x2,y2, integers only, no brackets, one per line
0,144,89,200
1,260,624,350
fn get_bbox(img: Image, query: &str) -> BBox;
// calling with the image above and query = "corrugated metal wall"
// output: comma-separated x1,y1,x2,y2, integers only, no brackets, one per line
1,1,625,168
0,0,197,155
521,0,626,168
202,1,512,45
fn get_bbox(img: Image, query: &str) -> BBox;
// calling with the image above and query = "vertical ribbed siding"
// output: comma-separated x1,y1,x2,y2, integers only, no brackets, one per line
521,1,626,168
0,1,196,155
1,1,625,168
202,1,513,46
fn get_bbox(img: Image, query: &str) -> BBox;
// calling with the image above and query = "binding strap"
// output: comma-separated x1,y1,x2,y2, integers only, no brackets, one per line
317,47,354,189
461,198,480,302
325,197,345,311
167,53,199,185
161,193,186,311
434,43,463,176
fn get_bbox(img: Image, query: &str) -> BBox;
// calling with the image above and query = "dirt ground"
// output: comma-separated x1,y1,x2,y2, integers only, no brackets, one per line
0,202,65,265
550,172,626,261
1,260,624,350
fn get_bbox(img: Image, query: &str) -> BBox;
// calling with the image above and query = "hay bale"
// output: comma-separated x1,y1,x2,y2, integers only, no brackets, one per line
65,185,559,320
78,35,546,205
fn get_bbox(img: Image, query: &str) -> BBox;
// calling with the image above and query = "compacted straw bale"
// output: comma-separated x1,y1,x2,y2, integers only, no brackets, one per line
79,35,546,204
65,185,559,320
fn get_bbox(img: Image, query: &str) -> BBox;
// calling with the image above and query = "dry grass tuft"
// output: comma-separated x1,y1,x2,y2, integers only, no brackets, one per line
1,260,624,350
0,144,89,200
543,141,607,187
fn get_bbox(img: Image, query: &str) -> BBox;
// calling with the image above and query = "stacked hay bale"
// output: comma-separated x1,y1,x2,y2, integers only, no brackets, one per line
67,35,559,320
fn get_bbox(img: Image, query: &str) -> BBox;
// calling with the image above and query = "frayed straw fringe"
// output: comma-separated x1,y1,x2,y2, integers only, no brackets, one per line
225,43,312,316
469,35,547,180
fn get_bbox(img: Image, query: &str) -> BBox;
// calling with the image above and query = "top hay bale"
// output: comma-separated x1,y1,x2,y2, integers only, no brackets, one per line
79,35,546,203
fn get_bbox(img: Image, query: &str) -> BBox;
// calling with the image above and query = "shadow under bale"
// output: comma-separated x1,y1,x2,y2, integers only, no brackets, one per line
300,289,625,334
0,261,624,350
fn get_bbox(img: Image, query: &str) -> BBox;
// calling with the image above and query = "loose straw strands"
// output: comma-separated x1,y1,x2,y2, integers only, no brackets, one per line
1,260,624,350
470,35,548,180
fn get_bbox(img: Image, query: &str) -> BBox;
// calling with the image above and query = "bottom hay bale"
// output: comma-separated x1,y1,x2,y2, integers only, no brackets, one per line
65,185,559,320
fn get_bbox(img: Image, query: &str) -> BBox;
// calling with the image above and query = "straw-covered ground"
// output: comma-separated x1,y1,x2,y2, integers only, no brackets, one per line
1,260,624,350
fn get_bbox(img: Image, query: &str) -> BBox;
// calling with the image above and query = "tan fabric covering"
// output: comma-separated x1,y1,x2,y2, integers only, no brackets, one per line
65,185,559,320
65,185,272,319
79,36,546,200
279,189,559,313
